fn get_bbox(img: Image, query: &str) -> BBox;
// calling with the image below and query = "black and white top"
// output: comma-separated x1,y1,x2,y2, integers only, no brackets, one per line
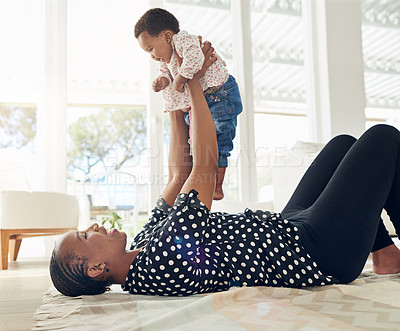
123,190,336,296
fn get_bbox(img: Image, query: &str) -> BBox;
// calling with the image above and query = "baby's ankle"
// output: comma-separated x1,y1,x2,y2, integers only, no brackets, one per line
213,186,224,200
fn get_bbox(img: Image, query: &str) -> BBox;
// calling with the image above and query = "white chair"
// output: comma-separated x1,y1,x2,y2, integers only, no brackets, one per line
0,166,79,270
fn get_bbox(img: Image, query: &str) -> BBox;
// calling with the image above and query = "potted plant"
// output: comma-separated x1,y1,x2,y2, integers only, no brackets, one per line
101,210,123,230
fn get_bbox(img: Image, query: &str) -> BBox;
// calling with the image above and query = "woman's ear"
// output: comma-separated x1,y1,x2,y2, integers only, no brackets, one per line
87,263,105,278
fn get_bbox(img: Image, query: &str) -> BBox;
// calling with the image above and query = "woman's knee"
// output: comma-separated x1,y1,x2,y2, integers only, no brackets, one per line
367,124,400,137
332,134,356,145
326,134,356,152
363,124,400,145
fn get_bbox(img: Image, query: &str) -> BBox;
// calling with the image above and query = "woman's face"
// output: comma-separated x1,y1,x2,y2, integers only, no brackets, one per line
138,30,173,63
56,223,127,265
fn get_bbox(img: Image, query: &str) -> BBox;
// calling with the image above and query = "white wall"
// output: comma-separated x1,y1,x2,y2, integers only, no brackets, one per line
303,0,366,143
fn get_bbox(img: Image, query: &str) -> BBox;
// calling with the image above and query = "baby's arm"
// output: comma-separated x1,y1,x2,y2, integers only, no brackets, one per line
153,62,172,92
152,76,169,92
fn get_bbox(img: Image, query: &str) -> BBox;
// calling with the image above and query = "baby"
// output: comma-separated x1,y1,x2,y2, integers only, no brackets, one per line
134,8,243,200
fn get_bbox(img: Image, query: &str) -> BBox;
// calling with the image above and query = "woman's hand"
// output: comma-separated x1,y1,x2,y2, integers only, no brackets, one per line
192,41,217,80
172,74,187,93
173,80,185,92
175,36,217,80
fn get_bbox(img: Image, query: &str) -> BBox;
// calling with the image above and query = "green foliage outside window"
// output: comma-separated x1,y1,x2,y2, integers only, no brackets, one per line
67,107,146,179
0,105,36,150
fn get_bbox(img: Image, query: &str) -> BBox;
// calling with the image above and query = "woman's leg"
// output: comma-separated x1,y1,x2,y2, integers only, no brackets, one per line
281,134,394,254
282,134,357,218
287,124,400,283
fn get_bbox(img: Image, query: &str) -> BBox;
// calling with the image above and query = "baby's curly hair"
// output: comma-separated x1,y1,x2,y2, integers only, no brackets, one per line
134,8,180,38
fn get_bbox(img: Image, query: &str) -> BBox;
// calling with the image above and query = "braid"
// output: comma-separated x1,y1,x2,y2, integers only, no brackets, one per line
49,249,111,297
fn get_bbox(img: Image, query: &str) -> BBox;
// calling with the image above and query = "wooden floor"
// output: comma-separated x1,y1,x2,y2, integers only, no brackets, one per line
0,258,51,331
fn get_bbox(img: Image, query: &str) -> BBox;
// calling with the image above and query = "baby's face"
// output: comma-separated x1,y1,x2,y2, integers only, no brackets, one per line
138,31,173,64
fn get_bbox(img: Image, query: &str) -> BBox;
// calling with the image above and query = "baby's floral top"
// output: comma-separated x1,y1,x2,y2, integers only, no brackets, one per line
157,30,229,112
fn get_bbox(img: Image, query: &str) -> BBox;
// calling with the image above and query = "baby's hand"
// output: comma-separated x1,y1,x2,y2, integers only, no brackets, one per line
173,79,185,93
152,77,169,92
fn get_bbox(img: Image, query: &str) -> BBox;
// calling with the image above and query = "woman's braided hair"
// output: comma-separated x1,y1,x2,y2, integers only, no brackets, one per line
49,249,111,297
134,8,180,38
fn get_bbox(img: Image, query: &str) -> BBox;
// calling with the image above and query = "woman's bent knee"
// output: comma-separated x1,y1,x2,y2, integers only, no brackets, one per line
326,134,356,151
367,124,400,139
332,134,357,144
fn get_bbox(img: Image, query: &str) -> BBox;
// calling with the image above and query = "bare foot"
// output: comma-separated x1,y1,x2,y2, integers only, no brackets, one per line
213,186,224,200
214,167,226,200
372,244,400,274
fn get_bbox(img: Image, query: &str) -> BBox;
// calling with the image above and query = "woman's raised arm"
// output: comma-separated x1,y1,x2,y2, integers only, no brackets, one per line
161,41,217,208
161,110,193,206
179,49,218,209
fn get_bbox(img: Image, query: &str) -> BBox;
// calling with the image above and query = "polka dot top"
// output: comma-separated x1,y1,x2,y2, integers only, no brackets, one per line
123,190,336,296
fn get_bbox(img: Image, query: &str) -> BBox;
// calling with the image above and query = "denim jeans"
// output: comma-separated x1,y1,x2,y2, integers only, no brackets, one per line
184,75,243,167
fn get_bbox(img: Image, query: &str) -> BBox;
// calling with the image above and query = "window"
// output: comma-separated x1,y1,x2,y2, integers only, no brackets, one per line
361,0,400,128
251,0,310,201
66,1,151,236
0,0,44,190
0,104,36,152
0,0,47,257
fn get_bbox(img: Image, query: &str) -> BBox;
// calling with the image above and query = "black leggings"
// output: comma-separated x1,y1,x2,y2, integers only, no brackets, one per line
281,124,400,284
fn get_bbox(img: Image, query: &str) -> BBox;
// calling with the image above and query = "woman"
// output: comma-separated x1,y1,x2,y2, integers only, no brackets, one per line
50,44,400,297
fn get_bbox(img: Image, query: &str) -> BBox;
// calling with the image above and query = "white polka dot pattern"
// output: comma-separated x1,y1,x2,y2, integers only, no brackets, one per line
123,190,335,296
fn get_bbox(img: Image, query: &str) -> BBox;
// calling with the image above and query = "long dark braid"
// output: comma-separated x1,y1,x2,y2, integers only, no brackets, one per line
49,249,111,297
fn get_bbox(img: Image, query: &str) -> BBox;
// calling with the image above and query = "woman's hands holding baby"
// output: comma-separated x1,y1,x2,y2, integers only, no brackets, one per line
153,38,215,93
171,37,215,92
172,74,187,93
